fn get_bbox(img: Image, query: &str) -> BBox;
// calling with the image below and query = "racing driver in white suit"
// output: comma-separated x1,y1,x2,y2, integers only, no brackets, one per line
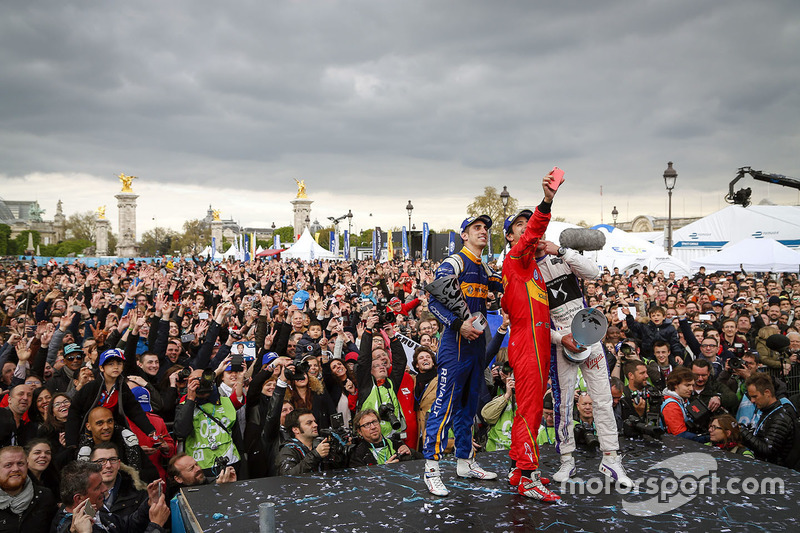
536,237,633,487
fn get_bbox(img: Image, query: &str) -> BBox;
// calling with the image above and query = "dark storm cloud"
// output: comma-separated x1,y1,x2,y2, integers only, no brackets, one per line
1,0,799,202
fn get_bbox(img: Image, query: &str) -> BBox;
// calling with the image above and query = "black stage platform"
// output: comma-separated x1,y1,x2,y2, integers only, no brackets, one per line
179,435,799,532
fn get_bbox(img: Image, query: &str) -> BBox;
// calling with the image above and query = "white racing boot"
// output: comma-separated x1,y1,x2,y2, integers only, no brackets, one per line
456,456,498,480
423,460,449,497
600,452,633,489
552,454,576,483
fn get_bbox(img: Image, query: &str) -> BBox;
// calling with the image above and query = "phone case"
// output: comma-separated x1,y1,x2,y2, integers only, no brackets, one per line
548,167,565,190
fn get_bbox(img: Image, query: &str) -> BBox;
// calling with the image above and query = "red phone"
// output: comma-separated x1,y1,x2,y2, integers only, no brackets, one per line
548,167,565,191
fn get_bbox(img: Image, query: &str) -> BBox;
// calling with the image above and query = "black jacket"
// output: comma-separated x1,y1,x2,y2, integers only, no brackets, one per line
64,377,156,450
0,482,56,533
244,381,290,478
0,409,37,447
276,437,347,475
626,315,685,363
106,468,147,518
741,400,799,468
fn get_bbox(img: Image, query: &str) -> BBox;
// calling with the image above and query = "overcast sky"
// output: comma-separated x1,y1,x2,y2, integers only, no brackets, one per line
2,0,799,238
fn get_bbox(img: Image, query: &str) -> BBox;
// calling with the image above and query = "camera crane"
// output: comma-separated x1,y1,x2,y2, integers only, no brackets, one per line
726,166,800,207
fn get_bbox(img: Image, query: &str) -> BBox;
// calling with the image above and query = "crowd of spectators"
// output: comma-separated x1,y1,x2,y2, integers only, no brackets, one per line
0,256,799,531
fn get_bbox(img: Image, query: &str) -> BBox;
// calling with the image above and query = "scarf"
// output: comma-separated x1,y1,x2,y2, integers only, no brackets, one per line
0,477,34,515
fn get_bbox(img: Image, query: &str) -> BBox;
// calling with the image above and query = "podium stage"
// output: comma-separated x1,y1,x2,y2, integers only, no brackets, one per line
178,435,799,532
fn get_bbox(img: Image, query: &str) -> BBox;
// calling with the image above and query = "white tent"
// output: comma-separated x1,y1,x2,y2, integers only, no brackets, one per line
197,246,212,258
669,205,800,263
590,225,692,277
282,228,340,261
690,238,800,273
222,244,238,259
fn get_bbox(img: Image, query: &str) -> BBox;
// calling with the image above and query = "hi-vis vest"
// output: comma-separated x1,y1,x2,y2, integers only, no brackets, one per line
185,397,240,469
362,379,405,438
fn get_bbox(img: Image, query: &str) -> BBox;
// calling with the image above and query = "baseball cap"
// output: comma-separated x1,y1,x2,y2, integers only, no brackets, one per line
345,351,359,363
389,297,402,306
460,214,492,233
64,344,84,357
292,290,310,311
503,209,533,234
98,348,125,366
131,386,152,412
768,296,781,306
262,352,279,367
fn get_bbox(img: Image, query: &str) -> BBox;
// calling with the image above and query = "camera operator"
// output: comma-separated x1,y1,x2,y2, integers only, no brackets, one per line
740,373,800,468
166,453,236,533
619,360,649,421
350,409,422,467
173,368,244,477
690,359,738,414
572,393,601,450
661,367,708,443
276,409,347,475
356,314,406,440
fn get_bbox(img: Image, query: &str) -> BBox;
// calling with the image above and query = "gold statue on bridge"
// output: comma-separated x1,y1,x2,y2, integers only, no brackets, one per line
294,179,308,199
118,173,137,193
212,209,221,221
97,206,106,220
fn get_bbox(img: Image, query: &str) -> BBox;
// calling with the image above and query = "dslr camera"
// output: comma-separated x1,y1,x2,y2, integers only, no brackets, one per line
378,403,402,431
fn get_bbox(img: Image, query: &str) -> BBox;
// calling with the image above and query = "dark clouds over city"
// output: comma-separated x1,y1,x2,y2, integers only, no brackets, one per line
2,0,799,233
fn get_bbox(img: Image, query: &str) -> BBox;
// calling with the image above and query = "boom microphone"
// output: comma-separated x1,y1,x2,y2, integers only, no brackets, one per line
559,229,606,252
766,334,790,352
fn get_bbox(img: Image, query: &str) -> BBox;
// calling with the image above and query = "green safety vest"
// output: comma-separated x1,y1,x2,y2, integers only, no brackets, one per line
537,425,556,445
361,380,405,438
185,397,240,470
486,399,514,451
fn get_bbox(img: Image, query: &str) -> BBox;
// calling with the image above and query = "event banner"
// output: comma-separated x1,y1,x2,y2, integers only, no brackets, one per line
343,230,350,260
402,226,409,259
395,333,421,374
448,231,456,255
487,232,493,260
387,230,394,259
329,231,335,253
244,234,250,262
334,230,340,256
422,222,429,261
211,237,216,261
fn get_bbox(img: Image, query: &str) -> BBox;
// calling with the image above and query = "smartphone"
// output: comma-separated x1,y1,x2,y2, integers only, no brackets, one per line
198,312,209,320
752,298,760,304
331,412,344,430
548,167,566,191
180,333,196,343
157,481,163,500
83,498,96,518
230,355,244,373
698,314,713,321
72,305,82,312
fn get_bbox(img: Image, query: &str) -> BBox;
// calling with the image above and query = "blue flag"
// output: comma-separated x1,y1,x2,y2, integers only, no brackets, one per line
244,234,250,262
329,231,335,253
422,222,429,261
343,230,350,260
401,226,409,259
447,231,456,256
211,237,216,261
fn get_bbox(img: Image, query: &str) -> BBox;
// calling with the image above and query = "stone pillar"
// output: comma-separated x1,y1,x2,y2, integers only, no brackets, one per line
211,220,223,251
291,198,313,241
95,218,111,256
115,193,139,257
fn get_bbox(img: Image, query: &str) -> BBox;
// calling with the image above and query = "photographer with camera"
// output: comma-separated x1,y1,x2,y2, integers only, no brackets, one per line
572,393,601,450
661,367,709,442
690,359,738,414
173,367,244,477
350,409,422,467
276,409,348,475
481,362,515,452
356,314,406,440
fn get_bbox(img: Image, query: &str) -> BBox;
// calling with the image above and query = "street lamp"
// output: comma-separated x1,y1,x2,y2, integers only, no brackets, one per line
346,210,353,254
663,161,678,255
500,186,510,219
612,206,619,228
271,222,275,229
305,215,310,232
406,200,414,230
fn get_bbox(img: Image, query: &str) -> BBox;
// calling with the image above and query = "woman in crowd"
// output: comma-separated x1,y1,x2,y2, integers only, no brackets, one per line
38,392,73,468
661,367,709,443
708,414,754,457
25,437,60,495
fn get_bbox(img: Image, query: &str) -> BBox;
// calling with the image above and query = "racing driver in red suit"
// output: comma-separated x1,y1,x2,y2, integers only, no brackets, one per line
500,173,560,502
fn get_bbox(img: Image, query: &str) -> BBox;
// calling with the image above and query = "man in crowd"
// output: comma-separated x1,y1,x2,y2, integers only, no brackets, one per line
52,461,169,533
0,445,56,531
740,373,799,467
277,409,346,475
350,409,421,467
